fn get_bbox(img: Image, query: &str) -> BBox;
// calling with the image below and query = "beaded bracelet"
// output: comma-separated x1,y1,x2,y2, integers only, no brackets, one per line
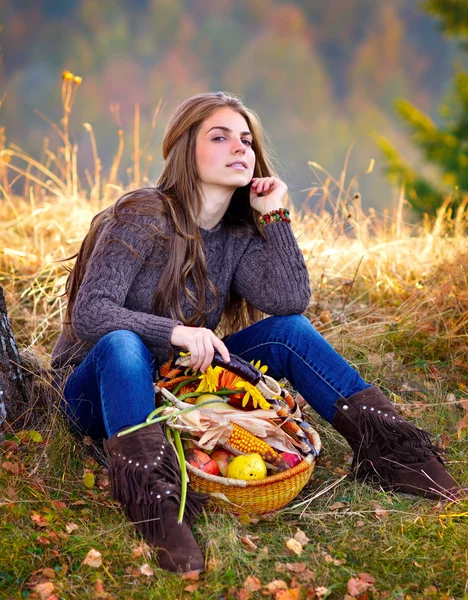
258,208,291,227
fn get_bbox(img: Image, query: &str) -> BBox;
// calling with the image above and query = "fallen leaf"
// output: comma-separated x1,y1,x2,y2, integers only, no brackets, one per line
324,554,345,566
358,573,375,584
293,529,310,547
329,502,346,511
184,583,200,593
285,538,303,556
207,556,222,571
244,576,262,592
241,535,259,550
83,471,95,489
51,500,67,511
66,523,79,534
372,503,388,520
125,566,140,577
139,563,154,577
285,563,306,573
6,486,18,500
132,543,151,559
182,571,200,581
37,536,50,545
97,475,110,489
82,548,102,567
332,467,349,476
347,576,373,597
34,581,55,600
264,580,289,593
30,512,49,527
1,440,19,452
298,569,315,582
42,568,55,579
95,578,105,595
2,461,22,475
355,521,365,528
29,430,43,443
276,589,301,600
315,587,328,598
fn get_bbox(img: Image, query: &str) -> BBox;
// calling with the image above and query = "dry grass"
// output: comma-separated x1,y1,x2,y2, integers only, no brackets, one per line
1,77,468,598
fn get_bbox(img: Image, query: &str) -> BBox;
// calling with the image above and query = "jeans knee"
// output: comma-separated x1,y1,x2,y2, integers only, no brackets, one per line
97,330,152,368
267,314,311,341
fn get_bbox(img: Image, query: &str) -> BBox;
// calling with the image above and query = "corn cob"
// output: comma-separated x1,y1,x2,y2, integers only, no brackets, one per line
225,423,289,471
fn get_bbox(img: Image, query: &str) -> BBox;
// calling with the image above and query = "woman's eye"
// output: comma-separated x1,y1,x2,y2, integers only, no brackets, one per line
213,136,225,141
242,139,252,146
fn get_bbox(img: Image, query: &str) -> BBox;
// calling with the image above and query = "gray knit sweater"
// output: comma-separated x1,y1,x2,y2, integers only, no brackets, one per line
51,207,311,370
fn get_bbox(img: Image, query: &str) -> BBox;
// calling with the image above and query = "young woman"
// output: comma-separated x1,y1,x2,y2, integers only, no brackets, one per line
51,91,462,573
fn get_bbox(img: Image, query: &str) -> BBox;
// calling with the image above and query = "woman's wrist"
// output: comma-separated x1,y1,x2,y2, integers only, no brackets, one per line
258,207,291,228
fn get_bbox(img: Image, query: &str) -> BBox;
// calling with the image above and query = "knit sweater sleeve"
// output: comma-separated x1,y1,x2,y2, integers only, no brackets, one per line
231,221,311,314
71,213,182,353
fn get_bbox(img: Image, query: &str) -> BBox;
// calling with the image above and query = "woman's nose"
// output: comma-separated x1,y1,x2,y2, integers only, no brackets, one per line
232,139,246,153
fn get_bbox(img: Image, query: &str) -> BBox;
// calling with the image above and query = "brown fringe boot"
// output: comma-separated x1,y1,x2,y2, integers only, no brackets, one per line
104,422,207,572
333,386,463,500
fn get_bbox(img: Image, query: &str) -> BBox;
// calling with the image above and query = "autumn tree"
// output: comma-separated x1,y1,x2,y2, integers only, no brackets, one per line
377,0,468,215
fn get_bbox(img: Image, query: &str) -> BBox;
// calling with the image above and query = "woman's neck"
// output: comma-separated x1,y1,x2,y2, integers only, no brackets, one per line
197,184,234,230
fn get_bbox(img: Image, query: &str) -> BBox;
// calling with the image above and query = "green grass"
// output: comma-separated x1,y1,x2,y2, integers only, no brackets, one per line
1,311,468,600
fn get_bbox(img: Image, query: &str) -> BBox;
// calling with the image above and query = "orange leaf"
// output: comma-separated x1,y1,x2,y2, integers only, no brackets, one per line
182,570,200,581
30,512,49,527
34,581,55,600
293,529,310,547
285,538,303,555
276,589,301,600
2,461,22,475
358,573,375,584
184,583,200,593
347,576,372,597
42,568,55,579
82,548,102,567
285,563,307,573
244,576,262,592
139,563,154,577
264,580,288,593
456,413,468,439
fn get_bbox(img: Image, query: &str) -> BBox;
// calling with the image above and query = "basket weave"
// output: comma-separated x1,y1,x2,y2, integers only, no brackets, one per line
187,452,317,516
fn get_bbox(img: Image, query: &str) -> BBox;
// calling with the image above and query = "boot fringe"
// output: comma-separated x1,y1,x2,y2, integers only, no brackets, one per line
353,409,445,484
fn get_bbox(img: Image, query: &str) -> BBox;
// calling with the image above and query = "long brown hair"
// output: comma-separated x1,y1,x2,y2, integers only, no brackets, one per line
63,91,277,338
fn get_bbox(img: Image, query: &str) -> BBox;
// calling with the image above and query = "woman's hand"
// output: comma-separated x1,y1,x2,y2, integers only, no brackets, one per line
249,176,288,214
170,325,230,372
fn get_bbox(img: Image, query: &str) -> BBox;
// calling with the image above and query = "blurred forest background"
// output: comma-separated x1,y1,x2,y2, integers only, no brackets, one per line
1,0,466,212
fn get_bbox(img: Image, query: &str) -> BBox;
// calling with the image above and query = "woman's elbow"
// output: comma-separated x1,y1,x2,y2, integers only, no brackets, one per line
71,302,104,343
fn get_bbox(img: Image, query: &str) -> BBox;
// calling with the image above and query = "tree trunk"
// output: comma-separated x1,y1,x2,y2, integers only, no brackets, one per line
0,286,30,432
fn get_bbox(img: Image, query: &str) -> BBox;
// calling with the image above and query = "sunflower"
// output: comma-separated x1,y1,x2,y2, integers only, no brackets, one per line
250,359,268,375
234,380,272,410
195,365,223,393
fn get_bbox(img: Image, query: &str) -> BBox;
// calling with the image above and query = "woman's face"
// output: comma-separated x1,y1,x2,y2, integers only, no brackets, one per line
195,106,256,191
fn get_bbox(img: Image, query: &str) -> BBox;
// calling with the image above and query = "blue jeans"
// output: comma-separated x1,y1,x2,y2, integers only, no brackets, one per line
62,315,370,439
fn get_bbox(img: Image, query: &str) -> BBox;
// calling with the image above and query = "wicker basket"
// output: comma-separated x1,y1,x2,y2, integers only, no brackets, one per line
186,448,318,516
158,353,321,516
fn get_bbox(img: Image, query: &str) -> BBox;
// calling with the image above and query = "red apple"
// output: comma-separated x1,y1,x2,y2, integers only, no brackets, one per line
185,448,220,476
211,448,235,476
281,452,302,468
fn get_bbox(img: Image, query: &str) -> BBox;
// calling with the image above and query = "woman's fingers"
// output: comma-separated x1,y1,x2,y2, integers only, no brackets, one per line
199,336,214,373
192,337,206,371
171,325,230,372
212,335,230,364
